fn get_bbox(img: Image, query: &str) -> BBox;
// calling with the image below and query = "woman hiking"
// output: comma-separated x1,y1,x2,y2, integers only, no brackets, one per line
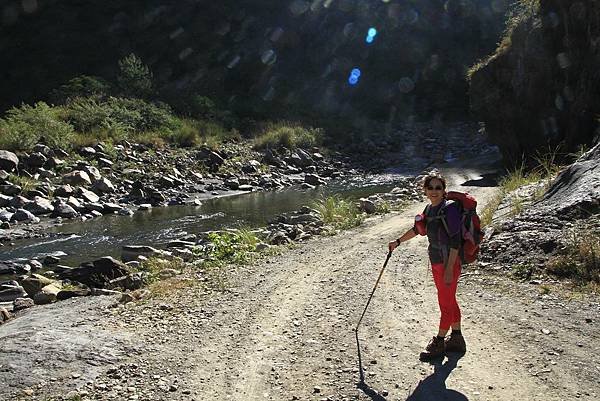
388,171,466,361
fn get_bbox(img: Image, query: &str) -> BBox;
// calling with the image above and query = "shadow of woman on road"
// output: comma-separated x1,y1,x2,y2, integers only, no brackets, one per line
405,353,468,401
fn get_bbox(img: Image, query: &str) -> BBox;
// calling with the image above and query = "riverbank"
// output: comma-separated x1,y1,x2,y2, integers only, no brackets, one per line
2,163,598,401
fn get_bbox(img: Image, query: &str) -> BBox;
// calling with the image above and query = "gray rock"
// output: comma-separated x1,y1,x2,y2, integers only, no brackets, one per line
98,157,113,168
32,144,52,155
0,209,13,222
54,184,75,198
78,188,100,203
26,152,47,168
34,282,62,304
0,307,11,324
102,202,123,214
224,178,240,190
109,272,147,291
538,142,600,219
52,201,78,218
57,285,91,300
13,297,34,311
63,171,91,186
0,283,27,302
37,167,56,179
80,165,101,182
0,150,19,172
79,147,96,157
9,195,29,208
304,174,325,186
359,198,377,214
24,196,54,215
0,183,21,196
59,256,129,288
21,274,55,297
122,245,160,262
238,184,253,191
10,208,39,223
92,177,115,193
159,176,175,188
0,194,11,207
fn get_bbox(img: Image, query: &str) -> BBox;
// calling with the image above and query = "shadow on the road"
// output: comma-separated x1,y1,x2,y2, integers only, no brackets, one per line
405,353,469,401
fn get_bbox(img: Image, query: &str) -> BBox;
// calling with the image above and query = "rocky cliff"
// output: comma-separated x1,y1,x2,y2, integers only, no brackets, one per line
470,0,600,165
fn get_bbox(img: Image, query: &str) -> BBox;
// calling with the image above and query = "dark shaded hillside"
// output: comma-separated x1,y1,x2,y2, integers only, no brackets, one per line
470,0,600,165
1,0,507,126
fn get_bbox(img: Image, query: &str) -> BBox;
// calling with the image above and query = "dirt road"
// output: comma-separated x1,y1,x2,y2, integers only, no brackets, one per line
7,165,600,401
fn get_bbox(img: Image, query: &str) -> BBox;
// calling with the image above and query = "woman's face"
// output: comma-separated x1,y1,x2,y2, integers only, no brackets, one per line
424,178,445,205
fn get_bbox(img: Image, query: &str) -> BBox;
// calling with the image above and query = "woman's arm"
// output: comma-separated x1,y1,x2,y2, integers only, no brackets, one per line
388,227,417,252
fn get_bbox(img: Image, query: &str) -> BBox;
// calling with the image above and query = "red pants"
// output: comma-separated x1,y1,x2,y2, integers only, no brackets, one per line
431,259,461,331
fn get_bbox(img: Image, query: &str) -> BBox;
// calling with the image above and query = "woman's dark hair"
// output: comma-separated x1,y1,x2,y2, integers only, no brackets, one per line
422,172,446,190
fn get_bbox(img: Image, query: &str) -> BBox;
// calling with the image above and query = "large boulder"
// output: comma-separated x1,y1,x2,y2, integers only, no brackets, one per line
0,151,18,172
536,142,600,219
59,256,130,288
21,274,55,297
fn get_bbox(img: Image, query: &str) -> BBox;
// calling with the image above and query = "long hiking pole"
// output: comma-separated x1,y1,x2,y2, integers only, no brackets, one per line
355,250,393,332
355,250,393,384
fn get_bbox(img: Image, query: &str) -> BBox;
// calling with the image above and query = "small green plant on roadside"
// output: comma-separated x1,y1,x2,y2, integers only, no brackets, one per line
547,224,600,285
313,195,364,230
197,229,259,267
375,200,390,214
511,263,533,280
480,191,503,228
539,285,551,295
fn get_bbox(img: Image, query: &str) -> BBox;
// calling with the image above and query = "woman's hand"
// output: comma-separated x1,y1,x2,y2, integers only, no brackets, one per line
444,266,453,285
388,239,399,252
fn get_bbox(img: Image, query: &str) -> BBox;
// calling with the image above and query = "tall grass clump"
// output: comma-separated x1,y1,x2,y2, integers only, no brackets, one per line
254,122,322,150
169,119,240,148
197,230,259,267
547,223,600,285
0,102,75,151
313,196,364,230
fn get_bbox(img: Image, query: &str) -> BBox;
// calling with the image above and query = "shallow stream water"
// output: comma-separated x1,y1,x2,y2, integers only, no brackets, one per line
0,174,409,266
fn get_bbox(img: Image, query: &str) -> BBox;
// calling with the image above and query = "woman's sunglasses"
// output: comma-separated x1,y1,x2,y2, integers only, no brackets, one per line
426,185,444,191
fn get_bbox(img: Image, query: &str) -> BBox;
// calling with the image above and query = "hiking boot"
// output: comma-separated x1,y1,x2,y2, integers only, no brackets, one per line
445,333,466,353
419,336,445,361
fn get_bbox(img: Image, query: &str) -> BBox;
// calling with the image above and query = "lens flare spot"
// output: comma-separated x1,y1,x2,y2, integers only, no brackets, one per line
398,77,415,93
368,28,377,37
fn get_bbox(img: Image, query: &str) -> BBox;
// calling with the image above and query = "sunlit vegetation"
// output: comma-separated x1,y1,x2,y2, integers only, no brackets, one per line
0,102,75,151
547,223,600,286
313,196,364,231
7,174,38,193
481,152,562,227
253,122,323,150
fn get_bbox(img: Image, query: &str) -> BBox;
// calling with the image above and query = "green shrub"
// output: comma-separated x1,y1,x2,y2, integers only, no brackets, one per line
197,230,259,266
169,119,238,148
253,122,322,150
50,75,111,104
313,195,364,230
117,53,154,98
64,97,179,136
190,95,218,120
0,102,75,151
